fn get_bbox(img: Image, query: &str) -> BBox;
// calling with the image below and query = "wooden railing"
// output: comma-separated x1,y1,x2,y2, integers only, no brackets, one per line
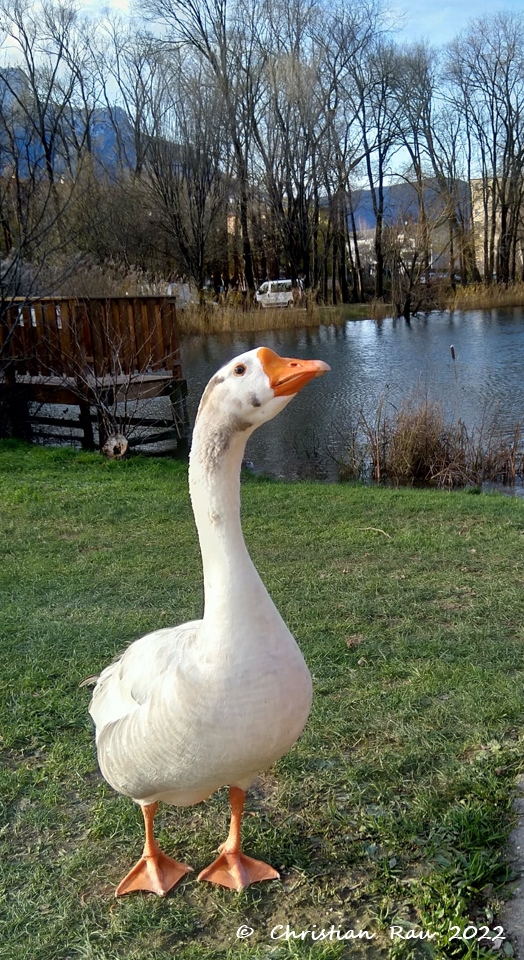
0,296,182,379
0,296,189,451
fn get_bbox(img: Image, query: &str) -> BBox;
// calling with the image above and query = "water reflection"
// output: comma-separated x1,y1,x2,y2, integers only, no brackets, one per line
180,307,524,482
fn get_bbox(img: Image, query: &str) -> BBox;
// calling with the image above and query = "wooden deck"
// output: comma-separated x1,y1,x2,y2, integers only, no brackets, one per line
0,296,190,451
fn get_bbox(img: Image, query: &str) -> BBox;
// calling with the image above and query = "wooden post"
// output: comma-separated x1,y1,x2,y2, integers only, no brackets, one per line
78,396,95,450
1,371,31,440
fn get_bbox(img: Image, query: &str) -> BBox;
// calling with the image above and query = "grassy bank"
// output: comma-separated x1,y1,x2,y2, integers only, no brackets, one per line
446,282,524,313
175,283,524,336
176,301,390,335
2,442,524,960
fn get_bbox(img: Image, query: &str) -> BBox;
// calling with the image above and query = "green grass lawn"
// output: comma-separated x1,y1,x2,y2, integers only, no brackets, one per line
1,441,524,960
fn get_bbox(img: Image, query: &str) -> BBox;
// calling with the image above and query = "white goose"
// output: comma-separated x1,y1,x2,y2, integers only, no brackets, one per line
88,346,330,896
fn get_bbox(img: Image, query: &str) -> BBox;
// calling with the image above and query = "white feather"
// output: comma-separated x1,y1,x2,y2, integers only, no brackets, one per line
89,348,317,810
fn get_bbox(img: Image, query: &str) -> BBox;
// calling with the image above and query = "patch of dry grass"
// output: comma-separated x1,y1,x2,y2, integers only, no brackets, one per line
174,283,524,336
338,395,524,489
175,301,390,335
446,282,524,312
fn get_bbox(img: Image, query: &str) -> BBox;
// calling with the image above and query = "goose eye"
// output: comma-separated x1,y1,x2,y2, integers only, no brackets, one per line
233,363,247,376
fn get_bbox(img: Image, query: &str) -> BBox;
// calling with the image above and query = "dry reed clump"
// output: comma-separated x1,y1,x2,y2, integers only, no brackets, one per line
176,283,524,334
386,403,467,486
175,303,321,335
447,281,524,312
174,300,382,336
472,421,524,486
338,396,524,489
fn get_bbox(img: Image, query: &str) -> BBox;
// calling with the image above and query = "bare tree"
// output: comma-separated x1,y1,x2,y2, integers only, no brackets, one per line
0,0,96,434
138,0,265,293
146,51,228,298
347,35,404,299
248,0,322,286
97,17,164,180
314,0,382,301
0,0,93,317
447,12,524,283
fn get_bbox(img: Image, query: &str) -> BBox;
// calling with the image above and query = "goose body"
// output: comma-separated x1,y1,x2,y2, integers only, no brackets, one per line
88,346,329,894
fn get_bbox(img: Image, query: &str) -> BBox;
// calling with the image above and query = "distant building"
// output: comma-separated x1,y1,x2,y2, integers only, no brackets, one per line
470,177,524,280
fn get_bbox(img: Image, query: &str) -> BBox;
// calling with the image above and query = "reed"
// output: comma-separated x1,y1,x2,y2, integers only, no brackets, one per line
338,394,524,489
176,283,524,334
446,281,524,312
174,300,390,335
176,303,320,335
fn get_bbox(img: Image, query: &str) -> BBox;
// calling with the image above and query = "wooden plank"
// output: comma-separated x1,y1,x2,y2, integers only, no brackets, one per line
101,298,114,376
14,304,34,374
158,298,170,366
120,298,135,373
133,299,147,371
44,301,62,373
73,302,86,375
89,299,108,377
77,299,93,370
127,428,180,447
2,298,187,443
110,298,125,374
144,298,157,368
124,298,138,373
31,302,49,375
57,299,75,377
114,377,177,402
138,299,152,370
159,298,172,360
135,299,152,370
121,297,139,375
168,299,179,356
162,299,180,374
24,383,80,405
24,303,37,374
0,305,13,360
94,415,176,428
4,376,188,415
149,299,165,369
25,304,40,376
30,415,85,429
1,305,15,365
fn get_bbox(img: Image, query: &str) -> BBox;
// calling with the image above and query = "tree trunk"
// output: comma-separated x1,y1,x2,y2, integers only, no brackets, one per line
375,209,384,299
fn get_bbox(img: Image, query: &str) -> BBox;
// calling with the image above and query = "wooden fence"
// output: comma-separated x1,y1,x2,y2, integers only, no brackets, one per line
0,296,190,451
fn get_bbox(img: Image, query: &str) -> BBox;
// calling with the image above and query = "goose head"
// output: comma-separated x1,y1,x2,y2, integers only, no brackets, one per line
195,347,330,436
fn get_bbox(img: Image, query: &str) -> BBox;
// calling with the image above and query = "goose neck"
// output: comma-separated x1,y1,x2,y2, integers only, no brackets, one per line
188,419,256,604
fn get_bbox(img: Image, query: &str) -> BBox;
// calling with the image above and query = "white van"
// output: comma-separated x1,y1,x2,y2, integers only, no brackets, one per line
255,279,294,308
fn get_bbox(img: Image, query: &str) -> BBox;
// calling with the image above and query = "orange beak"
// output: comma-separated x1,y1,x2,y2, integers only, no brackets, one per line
258,347,330,397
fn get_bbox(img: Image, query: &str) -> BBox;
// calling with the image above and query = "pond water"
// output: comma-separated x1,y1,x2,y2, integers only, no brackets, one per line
180,307,524,484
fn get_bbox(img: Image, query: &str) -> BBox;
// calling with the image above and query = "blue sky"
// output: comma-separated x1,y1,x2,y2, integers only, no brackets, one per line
389,0,524,45
77,0,523,47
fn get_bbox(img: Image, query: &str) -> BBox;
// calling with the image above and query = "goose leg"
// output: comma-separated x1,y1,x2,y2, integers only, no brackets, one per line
198,787,279,891
115,801,192,897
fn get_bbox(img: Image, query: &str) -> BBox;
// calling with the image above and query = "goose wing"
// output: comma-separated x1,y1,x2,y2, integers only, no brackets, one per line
88,620,202,737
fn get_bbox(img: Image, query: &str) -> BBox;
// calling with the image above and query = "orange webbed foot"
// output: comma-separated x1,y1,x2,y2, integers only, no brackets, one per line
198,850,279,891
116,850,192,897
